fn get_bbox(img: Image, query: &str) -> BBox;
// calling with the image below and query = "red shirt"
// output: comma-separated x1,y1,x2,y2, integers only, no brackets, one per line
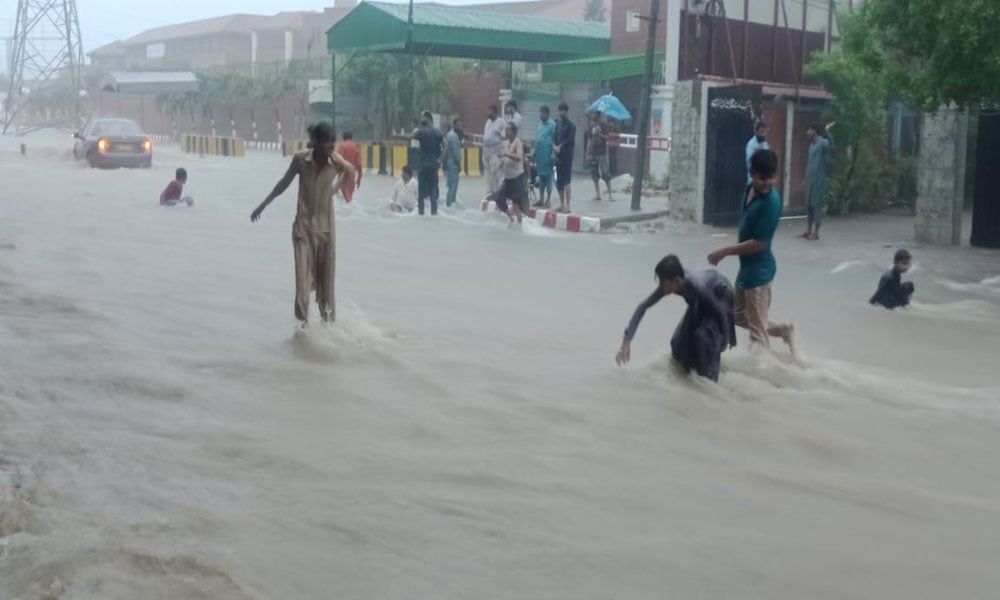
336,140,363,183
160,180,183,204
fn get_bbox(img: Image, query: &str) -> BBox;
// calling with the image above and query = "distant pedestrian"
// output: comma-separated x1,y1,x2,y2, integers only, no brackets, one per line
251,121,354,325
616,255,737,382
498,122,527,225
413,115,444,216
504,100,523,130
708,148,796,354
870,249,915,309
587,111,612,202
391,165,418,213
533,105,556,208
802,121,836,240
445,118,464,207
483,105,505,201
553,102,576,213
335,131,362,204
745,121,769,184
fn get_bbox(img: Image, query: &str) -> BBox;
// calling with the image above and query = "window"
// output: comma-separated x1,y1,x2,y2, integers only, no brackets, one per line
626,10,641,32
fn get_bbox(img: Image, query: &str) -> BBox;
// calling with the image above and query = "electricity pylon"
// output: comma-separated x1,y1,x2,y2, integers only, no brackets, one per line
3,0,84,134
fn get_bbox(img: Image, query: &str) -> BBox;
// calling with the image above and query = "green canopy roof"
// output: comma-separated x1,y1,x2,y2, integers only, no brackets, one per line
327,1,610,62
544,53,664,83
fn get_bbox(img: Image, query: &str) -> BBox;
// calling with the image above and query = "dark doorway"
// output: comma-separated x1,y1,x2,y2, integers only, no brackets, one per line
704,86,763,226
971,106,1000,248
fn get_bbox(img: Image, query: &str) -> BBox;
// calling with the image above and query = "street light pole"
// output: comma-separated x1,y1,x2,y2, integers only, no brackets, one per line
631,0,661,212
406,0,415,129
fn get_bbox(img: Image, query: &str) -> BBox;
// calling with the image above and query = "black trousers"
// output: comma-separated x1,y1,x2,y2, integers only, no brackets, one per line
418,166,439,215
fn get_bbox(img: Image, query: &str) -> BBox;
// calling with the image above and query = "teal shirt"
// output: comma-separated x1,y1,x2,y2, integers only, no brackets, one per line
736,185,782,290
535,119,556,168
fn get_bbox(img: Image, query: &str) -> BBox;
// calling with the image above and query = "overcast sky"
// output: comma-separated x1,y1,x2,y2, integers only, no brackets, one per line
1,0,489,59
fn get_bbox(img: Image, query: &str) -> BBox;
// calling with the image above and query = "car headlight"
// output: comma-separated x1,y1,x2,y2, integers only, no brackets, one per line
97,138,108,152
143,139,152,151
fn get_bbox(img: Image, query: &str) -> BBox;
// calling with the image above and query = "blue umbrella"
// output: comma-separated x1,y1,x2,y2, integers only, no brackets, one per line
587,94,632,121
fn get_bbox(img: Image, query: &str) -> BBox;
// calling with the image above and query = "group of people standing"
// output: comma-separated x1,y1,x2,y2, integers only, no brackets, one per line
484,101,579,218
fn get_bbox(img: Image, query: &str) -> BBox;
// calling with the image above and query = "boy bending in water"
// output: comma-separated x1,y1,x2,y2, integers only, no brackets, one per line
870,249,915,309
251,122,354,325
616,255,737,382
708,149,796,354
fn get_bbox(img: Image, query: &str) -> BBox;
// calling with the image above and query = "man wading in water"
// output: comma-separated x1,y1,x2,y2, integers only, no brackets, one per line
251,122,354,325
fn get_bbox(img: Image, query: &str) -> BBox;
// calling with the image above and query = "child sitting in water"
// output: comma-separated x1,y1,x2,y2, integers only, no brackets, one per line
160,168,193,206
390,165,418,213
870,249,915,309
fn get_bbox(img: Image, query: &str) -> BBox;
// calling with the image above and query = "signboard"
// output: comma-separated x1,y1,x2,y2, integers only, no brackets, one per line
652,108,662,135
308,79,332,104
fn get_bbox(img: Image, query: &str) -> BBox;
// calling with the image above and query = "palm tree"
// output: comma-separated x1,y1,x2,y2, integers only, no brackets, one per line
156,91,190,140
245,77,265,145
343,53,407,137
197,74,217,136
259,70,297,144
415,59,456,117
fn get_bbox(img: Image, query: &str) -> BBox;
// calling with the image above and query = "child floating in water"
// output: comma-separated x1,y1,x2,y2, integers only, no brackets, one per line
870,249,915,309
160,168,193,206
616,255,737,382
390,165,418,213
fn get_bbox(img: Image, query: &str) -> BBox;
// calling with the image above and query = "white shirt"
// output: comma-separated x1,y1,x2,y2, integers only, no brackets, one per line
392,178,418,212
505,111,523,129
482,117,505,159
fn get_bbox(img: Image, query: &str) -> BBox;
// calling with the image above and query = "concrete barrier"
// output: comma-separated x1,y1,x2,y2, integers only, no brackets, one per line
282,139,310,157
275,140,480,178
182,134,246,157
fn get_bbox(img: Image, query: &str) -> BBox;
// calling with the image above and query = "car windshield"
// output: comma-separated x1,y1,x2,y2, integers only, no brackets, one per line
89,121,143,136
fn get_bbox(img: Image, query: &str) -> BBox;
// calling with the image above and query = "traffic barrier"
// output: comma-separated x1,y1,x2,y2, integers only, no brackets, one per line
274,139,478,178
283,139,309,157
481,200,601,233
388,144,408,177
608,133,672,152
361,143,387,175
181,134,246,157
463,146,481,177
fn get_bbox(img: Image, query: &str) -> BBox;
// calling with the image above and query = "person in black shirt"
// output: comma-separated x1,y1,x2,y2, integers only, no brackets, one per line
870,249,915,309
553,102,577,213
412,116,444,216
616,255,737,382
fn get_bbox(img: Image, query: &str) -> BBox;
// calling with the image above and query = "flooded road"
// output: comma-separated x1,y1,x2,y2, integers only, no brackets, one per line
2,132,999,599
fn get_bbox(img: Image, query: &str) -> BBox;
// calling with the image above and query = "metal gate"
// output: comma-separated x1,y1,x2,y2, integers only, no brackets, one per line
971,105,1000,248
703,86,764,226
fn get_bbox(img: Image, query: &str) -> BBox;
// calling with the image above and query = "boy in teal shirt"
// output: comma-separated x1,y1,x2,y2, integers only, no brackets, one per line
708,149,796,353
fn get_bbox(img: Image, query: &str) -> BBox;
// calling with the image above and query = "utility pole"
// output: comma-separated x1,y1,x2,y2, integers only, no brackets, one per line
4,0,84,134
405,0,415,130
631,0,661,211
330,53,337,132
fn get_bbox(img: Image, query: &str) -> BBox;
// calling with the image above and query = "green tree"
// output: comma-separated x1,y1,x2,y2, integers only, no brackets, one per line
156,91,190,138
863,0,1000,111
415,59,456,117
583,0,606,22
259,70,298,143
343,53,406,137
807,9,889,213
